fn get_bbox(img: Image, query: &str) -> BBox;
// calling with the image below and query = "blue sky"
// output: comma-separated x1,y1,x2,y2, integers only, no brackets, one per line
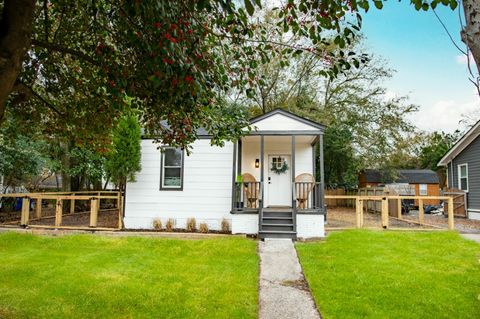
361,2,479,133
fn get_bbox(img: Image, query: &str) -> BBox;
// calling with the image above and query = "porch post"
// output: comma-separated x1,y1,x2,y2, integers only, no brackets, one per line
231,140,237,211
319,134,325,211
291,135,296,207
260,136,264,208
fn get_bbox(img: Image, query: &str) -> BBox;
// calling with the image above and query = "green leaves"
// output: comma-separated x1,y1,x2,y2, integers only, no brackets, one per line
244,0,254,16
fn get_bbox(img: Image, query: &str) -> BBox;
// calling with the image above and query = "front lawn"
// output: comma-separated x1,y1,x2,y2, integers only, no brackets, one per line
296,230,480,319
0,233,258,319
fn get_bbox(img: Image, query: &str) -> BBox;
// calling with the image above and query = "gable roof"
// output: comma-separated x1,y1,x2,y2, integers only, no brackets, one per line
250,108,326,130
150,109,326,139
438,120,480,166
362,169,439,184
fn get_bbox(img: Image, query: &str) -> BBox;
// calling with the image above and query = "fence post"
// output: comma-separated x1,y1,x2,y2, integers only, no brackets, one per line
448,197,455,230
418,199,424,224
381,197,389,228
359,199,364,227
117,192,123,229
55,199,63,227
35,198,42,219
90,198,99,227
397,198,402,218
356,197,361,228
20,198,30,226
70,193,75,214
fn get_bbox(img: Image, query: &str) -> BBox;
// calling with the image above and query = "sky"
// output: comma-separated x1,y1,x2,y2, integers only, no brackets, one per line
361,2,480,133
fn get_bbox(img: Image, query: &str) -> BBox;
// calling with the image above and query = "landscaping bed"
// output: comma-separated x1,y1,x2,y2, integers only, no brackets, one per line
0,233,258,319
297,230,480,319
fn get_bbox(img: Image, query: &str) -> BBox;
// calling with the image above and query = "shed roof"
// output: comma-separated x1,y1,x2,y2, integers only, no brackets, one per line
362,169,439,184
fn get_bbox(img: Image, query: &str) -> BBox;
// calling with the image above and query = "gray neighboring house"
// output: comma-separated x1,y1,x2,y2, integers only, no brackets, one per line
438,120,480,220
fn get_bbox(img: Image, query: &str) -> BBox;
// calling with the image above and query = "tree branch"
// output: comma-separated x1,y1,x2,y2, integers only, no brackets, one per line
31,39,100,66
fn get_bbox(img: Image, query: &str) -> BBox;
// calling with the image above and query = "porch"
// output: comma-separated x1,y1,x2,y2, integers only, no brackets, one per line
229,109,326,239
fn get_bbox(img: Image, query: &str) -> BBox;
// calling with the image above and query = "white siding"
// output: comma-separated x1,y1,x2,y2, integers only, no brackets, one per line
253,113,318,131
124,139,234,229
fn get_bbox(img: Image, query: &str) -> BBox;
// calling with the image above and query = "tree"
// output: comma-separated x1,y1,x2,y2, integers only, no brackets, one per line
0,133,48,192
104,113,142,191
0,0,366,150
244,35,418,186
418,131,460,187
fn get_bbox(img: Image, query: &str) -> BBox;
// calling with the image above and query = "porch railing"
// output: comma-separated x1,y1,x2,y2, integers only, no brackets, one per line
232,181,262,211
293,182,323,211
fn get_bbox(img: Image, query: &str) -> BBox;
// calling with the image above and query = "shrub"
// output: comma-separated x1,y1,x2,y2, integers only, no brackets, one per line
152,218,162,230
199,222,209,233
221,218,231,233
186,218,196,232
165,218,174,232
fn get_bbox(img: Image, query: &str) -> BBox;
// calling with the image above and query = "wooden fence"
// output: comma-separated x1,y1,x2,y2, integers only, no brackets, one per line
325,194,455,230
443,189,467,217
0,191,123,230
325,189,357,207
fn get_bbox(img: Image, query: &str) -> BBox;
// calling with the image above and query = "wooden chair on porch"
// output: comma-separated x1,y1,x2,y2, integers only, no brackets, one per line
242,173,260,208
295,173,315,209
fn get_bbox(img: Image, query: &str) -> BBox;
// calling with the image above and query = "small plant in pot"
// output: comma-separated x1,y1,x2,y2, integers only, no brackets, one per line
235,175,244,209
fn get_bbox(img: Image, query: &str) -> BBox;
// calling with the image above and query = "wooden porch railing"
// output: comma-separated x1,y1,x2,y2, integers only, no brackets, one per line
232,182,262,211
293,182,323,211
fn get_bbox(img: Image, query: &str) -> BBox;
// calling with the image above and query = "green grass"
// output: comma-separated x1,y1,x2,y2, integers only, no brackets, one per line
297,230,480,319
0,233,258,319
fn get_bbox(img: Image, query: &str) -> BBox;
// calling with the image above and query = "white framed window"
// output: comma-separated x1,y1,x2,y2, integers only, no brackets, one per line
160,147,183,190
458,163,469,192
419,184,428,196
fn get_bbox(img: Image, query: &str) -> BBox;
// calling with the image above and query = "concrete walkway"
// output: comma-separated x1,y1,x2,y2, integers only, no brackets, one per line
461,233,480,244
259,239,321,319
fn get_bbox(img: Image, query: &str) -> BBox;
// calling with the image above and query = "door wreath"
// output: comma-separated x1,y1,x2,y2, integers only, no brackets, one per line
270,160,289,175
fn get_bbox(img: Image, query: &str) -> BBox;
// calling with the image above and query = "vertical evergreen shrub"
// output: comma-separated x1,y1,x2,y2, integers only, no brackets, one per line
105,113,142,190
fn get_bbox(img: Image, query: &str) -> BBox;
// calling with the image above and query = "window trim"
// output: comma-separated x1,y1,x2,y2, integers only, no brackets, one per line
457,163,469,192
160,147,184,191
419,184,428,196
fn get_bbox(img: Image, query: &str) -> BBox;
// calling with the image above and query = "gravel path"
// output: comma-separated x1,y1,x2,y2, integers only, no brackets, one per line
259,239,321,319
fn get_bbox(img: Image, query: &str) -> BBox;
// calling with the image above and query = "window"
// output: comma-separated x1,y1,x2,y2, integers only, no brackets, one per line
458,164,469,192
161,147,183,190
419,184,428,196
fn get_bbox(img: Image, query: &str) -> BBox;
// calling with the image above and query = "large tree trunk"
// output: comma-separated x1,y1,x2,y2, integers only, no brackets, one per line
0,0,36,123
461,0,480,76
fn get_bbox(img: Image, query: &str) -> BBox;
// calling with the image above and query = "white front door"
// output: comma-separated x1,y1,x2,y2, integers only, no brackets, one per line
267,155,292,207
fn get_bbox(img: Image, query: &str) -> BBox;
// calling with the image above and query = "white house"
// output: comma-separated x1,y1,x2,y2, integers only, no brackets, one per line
124,109,326,239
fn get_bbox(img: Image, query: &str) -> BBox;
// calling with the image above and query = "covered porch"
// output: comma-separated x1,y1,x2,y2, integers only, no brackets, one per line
229,109,326,239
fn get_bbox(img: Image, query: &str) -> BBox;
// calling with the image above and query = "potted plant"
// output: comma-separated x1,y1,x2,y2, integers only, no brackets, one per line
235,175,244,209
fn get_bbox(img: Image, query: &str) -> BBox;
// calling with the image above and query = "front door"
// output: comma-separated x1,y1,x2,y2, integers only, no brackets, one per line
267,155,292,207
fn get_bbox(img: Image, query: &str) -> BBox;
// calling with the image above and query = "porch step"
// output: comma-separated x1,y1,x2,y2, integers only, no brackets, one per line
263,211,292,218
261,223,294,232
262,217,293,224
259,230,297,240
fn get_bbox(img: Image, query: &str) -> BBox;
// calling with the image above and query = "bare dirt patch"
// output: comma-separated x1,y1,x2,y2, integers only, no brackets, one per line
326,207,480,233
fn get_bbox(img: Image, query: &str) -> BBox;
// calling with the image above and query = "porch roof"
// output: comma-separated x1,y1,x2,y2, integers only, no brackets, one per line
248,109,325,136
